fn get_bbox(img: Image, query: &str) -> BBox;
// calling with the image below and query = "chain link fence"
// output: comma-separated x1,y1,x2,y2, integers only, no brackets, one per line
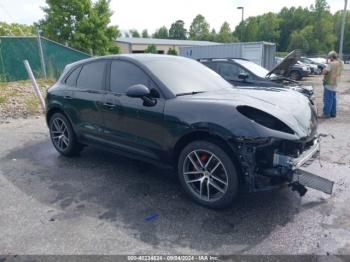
0,36,90,82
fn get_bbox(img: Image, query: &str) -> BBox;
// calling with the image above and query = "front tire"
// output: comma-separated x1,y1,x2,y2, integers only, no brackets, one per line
49,112,83,156
290,70,301,81
177,140,239,209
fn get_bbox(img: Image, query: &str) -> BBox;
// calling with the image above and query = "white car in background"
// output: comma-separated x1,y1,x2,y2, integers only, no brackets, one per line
299,57,321,75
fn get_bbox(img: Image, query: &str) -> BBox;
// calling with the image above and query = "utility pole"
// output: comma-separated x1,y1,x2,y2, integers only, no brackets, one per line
339,0,348,59
37,29,47,79
237,6,244,41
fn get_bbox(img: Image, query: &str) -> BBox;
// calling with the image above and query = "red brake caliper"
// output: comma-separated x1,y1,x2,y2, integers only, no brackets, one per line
200,153,209,167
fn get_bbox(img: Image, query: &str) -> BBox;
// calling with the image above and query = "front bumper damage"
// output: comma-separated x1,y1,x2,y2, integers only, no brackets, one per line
234,136,334,196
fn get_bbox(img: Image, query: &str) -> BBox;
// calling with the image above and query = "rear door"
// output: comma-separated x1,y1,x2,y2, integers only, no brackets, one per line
102,59,165,161
68,60,107,140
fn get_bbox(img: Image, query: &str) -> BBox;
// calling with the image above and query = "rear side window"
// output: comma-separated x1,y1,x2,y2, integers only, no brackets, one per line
110,61,153,93
77,61,106,90
65,66,82,87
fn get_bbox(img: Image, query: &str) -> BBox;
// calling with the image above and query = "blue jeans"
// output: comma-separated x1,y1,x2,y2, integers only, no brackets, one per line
323,87,337,117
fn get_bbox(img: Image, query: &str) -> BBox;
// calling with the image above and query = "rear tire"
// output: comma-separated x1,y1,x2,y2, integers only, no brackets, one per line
177,140,239,209
49,112,84,156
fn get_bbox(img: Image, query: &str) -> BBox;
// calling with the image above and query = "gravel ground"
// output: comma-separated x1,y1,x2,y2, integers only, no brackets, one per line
0,73,349,256
0,80,53,123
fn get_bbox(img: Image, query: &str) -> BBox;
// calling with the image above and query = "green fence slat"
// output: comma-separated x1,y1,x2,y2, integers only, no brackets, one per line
0,36,90,82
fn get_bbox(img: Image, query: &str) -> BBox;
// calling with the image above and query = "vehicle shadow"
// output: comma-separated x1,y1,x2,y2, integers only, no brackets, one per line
0,139,318,253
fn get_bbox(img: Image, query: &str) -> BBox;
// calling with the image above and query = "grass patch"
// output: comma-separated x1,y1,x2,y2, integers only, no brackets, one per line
25,97,40,114
0,79,53,118
0,96,6,104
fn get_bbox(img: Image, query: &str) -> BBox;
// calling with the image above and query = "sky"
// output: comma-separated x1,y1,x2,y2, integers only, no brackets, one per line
0,0,346,34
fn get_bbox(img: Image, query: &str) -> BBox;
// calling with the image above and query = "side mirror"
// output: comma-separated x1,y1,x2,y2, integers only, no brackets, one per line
238,73,249,81
126,84,150,98
126,84,157,107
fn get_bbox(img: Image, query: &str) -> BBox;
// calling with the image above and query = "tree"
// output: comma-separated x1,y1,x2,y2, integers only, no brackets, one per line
189,14,210,41
278,7,311,51
169,20,187,39
234,13,280,43
0,22,35,36
145,44,157,53
71,0,120,55
288,26,312,52
38,0,120,55
257,13,281,44
216,22,236,43
239,17,259,42
142,29,149,38
208,29,216,41
39,0,91,44
167,47,178,55
153,26,169,39
129,29,140,38
311,0,330,14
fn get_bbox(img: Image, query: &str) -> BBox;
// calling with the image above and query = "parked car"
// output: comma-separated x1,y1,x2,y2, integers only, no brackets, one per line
309,57,327,64
273,51,312,80
342,54,350,64
46,54,332,209
200,57,314,100
299,57,323,74
298,60,319,74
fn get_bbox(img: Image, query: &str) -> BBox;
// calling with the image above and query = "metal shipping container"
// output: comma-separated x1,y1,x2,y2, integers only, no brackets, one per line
179,42,276,70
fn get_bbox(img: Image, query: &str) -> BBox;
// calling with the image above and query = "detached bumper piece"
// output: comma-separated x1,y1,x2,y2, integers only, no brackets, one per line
293,169,334,195
272,138,334,196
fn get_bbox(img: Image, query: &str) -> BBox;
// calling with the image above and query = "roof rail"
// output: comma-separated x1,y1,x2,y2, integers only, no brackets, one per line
196,57,249,61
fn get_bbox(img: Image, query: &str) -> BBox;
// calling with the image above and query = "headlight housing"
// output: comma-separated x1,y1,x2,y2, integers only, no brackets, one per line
237,106,295,135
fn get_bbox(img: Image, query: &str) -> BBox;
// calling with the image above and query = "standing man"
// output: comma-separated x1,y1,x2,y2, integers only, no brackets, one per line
322,51,343,119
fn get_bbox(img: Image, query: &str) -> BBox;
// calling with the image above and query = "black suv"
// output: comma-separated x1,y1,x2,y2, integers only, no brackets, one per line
46,54,330,209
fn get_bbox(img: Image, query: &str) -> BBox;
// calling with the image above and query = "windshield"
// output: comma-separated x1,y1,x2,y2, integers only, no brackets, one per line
142,57,233,95
234,59,270,78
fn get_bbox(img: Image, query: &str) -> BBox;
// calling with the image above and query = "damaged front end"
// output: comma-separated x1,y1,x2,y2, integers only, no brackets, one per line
232,135,334,196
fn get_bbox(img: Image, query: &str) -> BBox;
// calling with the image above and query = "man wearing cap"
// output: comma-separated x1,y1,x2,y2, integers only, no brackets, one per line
321,51,343,119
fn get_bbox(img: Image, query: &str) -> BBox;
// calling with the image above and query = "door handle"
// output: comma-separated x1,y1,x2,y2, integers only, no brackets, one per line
63,96,73,100
103,102,116,109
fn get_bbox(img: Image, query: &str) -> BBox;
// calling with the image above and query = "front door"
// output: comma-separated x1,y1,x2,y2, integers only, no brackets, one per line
102,59,165,161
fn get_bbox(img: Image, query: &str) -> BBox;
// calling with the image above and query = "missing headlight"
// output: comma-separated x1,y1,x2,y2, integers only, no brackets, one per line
237,106,294,135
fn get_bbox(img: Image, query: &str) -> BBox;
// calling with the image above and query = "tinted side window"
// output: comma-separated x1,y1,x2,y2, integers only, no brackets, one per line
218,63,240,78
77,61,105,90
203,62,217,71
110,61,153,93
65,66,82,87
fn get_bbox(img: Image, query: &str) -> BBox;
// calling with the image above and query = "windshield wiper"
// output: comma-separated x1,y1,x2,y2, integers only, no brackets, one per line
176,91,205,96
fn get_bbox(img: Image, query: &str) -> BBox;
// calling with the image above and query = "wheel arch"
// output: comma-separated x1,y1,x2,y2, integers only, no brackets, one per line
46,107,77,134
46,106,65,125
290,70,301,80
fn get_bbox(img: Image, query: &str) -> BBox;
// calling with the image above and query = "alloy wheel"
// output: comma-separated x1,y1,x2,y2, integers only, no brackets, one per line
182,149,229,202
50,118,70,151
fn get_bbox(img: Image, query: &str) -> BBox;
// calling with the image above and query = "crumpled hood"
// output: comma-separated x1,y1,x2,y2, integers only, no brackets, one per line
268,50,302,77
181,88,317,138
